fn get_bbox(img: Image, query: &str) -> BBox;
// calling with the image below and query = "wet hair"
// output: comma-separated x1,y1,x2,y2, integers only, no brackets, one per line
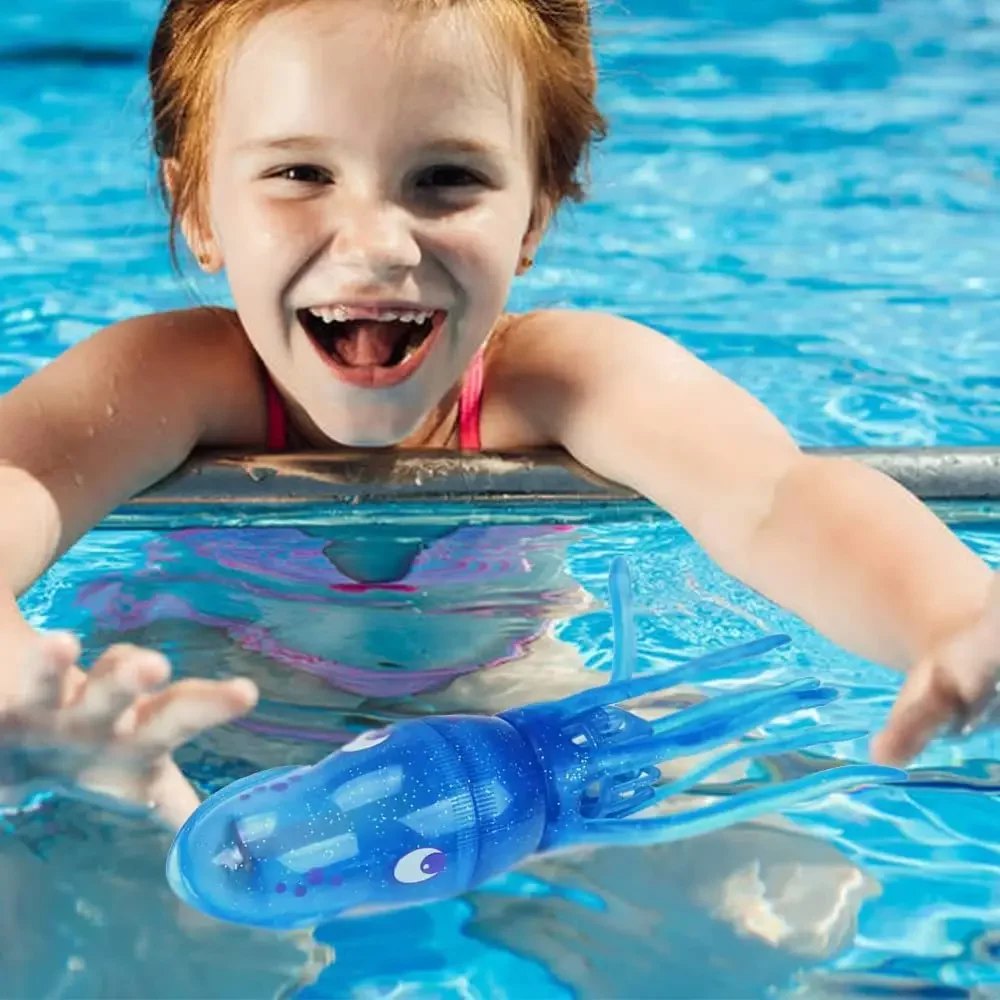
148,0,607,252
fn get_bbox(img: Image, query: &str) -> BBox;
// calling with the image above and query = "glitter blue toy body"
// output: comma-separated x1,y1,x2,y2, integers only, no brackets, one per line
166,558,905,929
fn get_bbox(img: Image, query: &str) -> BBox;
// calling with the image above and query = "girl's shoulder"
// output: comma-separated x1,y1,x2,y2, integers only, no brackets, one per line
480,308,663,449
54,304,269,449
0,306,270,551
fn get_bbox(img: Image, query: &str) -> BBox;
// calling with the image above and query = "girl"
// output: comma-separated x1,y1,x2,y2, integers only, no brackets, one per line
1,0,998,827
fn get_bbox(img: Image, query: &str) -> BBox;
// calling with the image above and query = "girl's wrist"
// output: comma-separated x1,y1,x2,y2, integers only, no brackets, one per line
147,760,202,831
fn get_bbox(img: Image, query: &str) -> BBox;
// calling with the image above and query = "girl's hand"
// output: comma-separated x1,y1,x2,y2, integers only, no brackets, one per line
871,574,1000,767
0,630,258,827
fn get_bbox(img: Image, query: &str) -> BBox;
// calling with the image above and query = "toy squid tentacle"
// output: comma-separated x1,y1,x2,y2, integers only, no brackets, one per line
648,676,833,738
593,679,838,775
610,725,867,818
579,764,906,846
555,633,792,718
609,556,636,684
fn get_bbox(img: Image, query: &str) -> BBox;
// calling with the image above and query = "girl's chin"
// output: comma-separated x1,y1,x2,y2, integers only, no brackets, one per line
309,410,429,449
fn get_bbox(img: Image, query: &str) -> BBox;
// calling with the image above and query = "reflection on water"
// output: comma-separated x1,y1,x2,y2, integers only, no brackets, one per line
466,824,879,1000
0,801,328,999
74,524,594,782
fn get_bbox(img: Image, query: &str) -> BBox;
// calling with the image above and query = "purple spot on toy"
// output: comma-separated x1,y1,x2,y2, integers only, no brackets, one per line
307,869,324,885
294,885,307,898
328,874,343,886
271,782,289,792
275,883,287,894
240,794,251,801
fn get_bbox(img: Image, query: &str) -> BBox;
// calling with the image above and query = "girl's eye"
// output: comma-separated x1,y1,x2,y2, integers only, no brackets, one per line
272,165,330,185
416,165,483,190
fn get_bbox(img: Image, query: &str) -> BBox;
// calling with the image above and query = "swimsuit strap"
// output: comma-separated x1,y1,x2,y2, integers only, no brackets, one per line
457,346,486,451
262,347,486,453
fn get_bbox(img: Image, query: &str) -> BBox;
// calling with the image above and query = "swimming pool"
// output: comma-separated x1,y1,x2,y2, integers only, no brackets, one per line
3,0,1000,996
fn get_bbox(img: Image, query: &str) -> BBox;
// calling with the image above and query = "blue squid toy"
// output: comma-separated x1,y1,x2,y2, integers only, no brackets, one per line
166,558,905,929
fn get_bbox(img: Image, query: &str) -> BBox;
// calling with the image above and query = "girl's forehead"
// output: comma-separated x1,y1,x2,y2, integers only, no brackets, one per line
215,0,529,154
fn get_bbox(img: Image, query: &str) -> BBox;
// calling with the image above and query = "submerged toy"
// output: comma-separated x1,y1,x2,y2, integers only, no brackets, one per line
166,558,905,929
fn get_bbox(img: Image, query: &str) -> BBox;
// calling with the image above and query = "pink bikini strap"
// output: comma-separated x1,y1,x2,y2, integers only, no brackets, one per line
458,347,486,451
264,373,289,451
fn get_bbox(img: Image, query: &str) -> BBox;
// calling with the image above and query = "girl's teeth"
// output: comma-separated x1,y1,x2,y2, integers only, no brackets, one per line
308,307,341,323
307,307,435,324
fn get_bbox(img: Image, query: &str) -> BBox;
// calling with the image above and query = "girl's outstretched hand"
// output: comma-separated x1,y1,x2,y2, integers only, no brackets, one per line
0,630,258,828
872,574,1000,767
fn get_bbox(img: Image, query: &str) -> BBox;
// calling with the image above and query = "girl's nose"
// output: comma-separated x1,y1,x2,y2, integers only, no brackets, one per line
328,198,421,278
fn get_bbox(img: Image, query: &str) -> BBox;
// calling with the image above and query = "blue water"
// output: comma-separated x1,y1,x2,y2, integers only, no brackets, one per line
3,0,1000,997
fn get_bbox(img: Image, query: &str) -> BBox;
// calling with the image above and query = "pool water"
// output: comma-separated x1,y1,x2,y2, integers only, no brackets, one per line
2,0,1000,997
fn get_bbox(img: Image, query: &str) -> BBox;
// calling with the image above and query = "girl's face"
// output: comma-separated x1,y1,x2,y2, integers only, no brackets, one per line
195,0,546,446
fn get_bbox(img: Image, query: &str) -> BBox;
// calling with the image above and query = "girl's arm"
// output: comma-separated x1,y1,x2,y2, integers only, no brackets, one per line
492,310,995,764
0,307,264,825
0,307,264,593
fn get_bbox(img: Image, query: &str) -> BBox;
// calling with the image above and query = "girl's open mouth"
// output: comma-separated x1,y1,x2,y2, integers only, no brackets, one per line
298,306,445,388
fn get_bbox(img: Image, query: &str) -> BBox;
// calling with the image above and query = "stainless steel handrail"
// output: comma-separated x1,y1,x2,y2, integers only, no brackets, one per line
101,447,1000,528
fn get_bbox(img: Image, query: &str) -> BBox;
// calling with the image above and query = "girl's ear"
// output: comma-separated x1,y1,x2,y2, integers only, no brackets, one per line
163,158,223,272
517,194,554,275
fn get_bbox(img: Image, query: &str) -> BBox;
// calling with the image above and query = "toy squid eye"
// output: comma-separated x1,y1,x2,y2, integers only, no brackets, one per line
393,848,446,884
341,730,389,753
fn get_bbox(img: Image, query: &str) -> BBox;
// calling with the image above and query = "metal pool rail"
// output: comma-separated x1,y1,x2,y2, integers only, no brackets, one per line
101,447,1000,529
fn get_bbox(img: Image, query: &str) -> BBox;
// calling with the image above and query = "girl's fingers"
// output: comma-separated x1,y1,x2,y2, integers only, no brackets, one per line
64,644,170,737
871,659,963,767
14,631,80,714
128,677,259,757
